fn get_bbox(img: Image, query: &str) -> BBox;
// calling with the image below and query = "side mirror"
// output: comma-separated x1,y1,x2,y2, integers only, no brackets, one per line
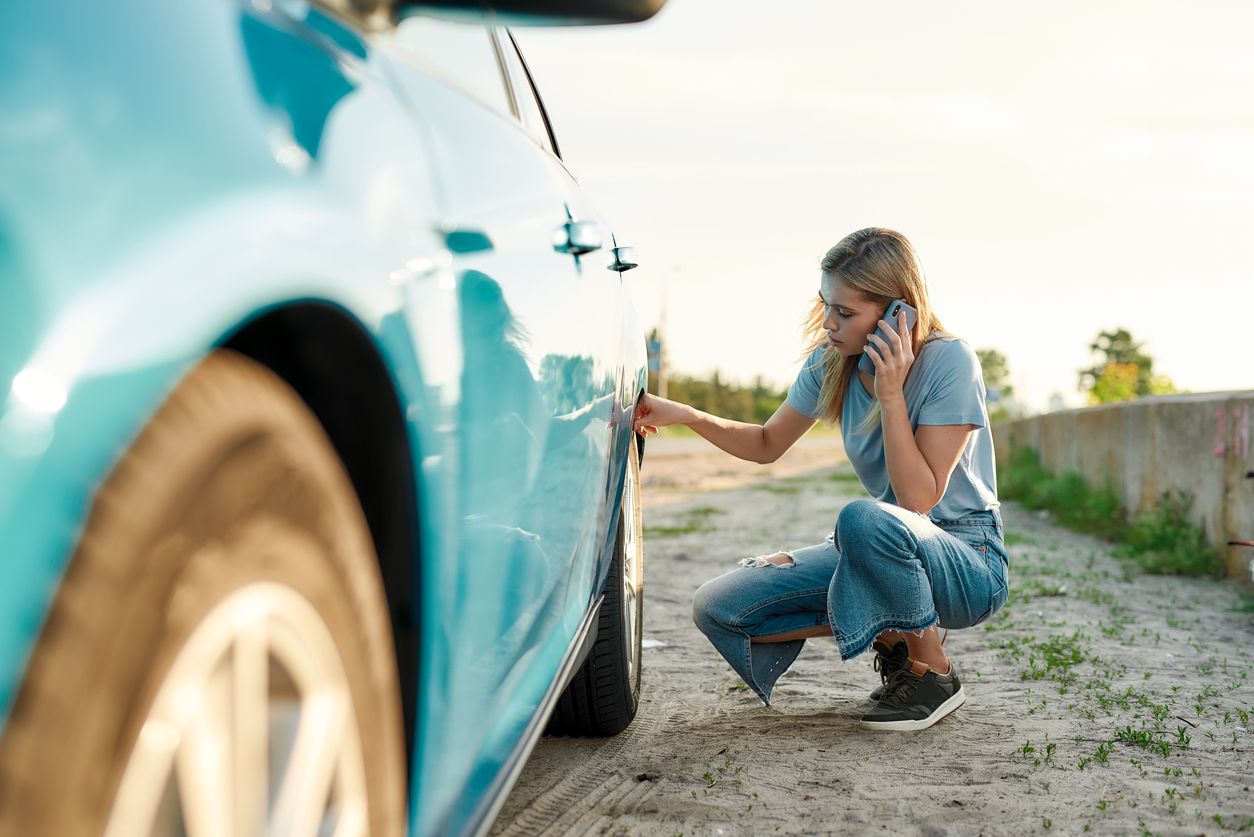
392,0,665,26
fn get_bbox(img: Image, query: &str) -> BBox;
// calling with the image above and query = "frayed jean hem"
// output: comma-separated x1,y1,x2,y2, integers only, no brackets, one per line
835,612,940,661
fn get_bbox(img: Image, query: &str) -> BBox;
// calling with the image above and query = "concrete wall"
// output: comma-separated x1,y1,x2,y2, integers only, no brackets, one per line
992,391,1254,581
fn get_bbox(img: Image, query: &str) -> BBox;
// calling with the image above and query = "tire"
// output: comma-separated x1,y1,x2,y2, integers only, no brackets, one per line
547,432,644,737
0,350,406,837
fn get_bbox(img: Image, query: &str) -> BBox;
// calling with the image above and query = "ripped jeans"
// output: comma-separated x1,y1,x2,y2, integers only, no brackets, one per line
691,499,1009,705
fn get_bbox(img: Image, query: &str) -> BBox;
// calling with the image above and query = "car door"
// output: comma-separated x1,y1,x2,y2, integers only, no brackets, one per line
376,16,623,824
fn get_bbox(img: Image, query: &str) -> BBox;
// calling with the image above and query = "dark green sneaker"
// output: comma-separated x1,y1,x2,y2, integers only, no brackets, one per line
860,662,965,731
869,640,910,701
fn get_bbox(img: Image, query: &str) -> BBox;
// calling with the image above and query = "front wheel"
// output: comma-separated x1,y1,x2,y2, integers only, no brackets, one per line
547,433,645,737
0,351,407,837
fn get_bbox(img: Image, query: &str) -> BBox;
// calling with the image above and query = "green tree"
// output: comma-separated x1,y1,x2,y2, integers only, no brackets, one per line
1078,328,1177,404
975,348,1014,422
1088,362,1141,404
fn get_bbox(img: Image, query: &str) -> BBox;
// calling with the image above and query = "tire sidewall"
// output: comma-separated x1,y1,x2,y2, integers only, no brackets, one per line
0,353,405,837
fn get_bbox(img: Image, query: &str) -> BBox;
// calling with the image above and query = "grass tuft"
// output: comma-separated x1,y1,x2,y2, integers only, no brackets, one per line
999,446,1223,577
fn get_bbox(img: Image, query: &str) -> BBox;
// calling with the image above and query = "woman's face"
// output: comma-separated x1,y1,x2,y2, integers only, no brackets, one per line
819,272,886,359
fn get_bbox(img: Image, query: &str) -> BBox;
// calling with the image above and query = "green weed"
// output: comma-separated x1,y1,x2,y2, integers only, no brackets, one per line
1114,724,1172,757
1020,630,1091,690
645,505,721,538
999,446,1223,577
1115,490,1223,576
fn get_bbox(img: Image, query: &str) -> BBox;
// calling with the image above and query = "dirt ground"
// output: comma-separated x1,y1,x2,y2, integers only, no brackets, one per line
491,434,1254,837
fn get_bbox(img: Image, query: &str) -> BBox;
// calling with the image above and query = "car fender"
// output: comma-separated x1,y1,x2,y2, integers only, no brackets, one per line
0,189,451,730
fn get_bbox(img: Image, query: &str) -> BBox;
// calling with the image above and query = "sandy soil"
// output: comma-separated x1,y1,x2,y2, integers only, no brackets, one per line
491,438,1254,836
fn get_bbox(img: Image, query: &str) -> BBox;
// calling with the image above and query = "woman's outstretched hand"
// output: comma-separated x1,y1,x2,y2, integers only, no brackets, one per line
632,393,693,437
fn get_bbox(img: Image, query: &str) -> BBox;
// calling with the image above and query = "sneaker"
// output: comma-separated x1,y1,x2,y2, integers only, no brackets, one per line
869,630,948,700
869,640,910,701
860,661,965,731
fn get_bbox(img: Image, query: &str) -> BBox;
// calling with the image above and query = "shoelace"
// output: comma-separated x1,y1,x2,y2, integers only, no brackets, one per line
872,652,894,684
877,668,923,707
873,644,909,685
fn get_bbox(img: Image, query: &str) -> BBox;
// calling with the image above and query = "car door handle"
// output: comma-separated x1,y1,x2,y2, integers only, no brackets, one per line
552,220,603,256
607,245,638,272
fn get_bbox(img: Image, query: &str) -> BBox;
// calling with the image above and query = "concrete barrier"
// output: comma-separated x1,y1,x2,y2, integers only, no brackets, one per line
992,391,1254,580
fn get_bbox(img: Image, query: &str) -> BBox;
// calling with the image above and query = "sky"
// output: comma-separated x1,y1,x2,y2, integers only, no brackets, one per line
515,0,1254,412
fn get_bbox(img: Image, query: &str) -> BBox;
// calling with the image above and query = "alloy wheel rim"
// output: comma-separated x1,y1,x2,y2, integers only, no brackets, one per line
104,582,369,837
622,437,644,686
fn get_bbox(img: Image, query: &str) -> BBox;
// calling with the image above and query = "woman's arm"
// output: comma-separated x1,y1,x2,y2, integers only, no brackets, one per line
880,403,975,513
633,395,816,464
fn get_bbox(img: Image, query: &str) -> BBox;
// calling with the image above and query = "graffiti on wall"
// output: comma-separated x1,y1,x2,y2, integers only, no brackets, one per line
1214,403,1250,459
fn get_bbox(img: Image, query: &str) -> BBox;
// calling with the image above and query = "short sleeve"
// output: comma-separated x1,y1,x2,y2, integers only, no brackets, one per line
916,339,989,428
786,346,827,419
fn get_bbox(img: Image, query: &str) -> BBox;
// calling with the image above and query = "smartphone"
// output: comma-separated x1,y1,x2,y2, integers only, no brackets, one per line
858,299,919,376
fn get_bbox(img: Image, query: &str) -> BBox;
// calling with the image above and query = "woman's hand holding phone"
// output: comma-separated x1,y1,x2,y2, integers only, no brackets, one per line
864,308,916,403
632,392,694,437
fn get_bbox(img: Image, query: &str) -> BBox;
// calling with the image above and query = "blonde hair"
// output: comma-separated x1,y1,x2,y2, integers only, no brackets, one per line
801,227,948,430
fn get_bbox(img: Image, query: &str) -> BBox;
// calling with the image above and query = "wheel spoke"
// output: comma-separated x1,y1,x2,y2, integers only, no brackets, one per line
330,806,368,837
175,660,233,837
233,620,269,837
107,583,375,837
268,693,347,837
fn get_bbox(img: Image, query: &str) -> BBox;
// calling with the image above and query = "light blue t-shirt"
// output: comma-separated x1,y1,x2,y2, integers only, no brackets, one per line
786,336,999,522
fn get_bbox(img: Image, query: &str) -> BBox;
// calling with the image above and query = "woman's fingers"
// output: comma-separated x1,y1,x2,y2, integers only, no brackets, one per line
865,332,887,363
870,318,915,366
878,320,903,352
632,394,658,435
896,311,914,360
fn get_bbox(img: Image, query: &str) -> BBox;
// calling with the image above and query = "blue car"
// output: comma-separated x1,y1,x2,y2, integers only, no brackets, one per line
0,0,662,834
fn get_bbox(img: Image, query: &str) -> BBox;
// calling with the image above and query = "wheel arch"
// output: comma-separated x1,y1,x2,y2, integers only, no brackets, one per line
221,300,421,766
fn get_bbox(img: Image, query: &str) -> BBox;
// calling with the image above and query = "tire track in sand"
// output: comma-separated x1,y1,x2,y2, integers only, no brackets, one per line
490,694,679,836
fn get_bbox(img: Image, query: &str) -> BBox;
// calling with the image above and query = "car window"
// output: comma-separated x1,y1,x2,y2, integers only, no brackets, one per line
496,29,559,157
393,17,511,117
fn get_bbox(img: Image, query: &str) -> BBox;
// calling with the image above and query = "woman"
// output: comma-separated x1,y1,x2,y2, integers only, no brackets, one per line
633,227,1008,731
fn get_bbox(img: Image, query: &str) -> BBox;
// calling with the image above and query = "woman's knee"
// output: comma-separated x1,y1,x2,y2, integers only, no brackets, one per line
836,499,891,553
835,501,923,579
691,564,777,634
692,576,731,634
837,498,885,530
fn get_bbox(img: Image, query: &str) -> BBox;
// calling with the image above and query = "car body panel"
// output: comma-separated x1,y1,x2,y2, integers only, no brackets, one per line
378,20,645,833
0,2,645,834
